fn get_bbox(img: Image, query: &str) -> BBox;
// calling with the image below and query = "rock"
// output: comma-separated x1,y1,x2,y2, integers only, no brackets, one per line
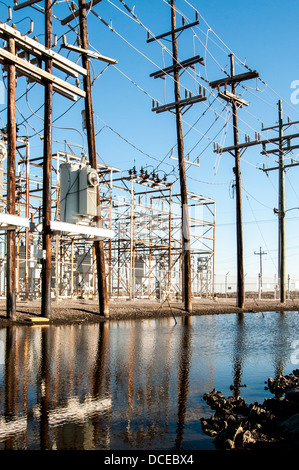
280,413,299,436
243,430,256,446
285,387,299,402
224,439,235,449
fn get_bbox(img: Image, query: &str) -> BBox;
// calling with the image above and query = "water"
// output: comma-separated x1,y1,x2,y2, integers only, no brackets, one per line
0,311,298,450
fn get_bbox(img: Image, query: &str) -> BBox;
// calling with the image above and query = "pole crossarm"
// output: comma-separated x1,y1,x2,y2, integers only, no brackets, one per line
0,47,86,101
150,55,204,79
218,90,249,107
147,20,199,43
0,22,87,78
152,92,207,114
209,70,259,88
214,132,299,154
259,161,299,173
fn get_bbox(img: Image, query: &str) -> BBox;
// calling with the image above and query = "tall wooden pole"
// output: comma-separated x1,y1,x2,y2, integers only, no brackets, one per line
79,0,109,317
170,0,192,313
230,54,244,309
278,100,285,303
41,0,53,318
6,36,16,320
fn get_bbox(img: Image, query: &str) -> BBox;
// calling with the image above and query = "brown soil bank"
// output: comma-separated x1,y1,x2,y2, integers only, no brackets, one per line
0,297,298,325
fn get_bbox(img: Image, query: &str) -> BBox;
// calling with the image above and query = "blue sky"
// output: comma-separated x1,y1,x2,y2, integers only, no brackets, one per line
1,0,299,285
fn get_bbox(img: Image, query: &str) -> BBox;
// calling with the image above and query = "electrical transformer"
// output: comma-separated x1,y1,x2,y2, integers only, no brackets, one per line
60,161,99,223
79,165,99,218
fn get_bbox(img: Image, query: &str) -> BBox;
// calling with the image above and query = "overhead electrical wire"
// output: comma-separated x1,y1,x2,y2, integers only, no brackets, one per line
105,0,289,164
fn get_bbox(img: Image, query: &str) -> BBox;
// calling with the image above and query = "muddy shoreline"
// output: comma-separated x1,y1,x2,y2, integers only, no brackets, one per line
0,297,298,325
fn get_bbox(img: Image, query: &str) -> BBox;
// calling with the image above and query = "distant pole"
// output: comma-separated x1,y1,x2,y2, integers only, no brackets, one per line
170,0,192,313
41,0,53,319
278,100,285,303
230,54,244,309
254,246,267,299
6,36,16,320
78,0,109,317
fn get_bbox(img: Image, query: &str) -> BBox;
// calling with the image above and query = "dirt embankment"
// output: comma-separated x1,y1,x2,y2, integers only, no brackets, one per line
0,297,298,325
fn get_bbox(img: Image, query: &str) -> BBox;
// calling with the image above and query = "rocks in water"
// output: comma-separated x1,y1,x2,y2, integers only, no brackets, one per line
266,370,299,397
201,369,299,449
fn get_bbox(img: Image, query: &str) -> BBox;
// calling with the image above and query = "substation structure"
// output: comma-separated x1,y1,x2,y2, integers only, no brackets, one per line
0,139,215,302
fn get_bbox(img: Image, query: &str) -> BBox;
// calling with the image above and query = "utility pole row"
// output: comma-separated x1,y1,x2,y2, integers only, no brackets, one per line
214,92,299,304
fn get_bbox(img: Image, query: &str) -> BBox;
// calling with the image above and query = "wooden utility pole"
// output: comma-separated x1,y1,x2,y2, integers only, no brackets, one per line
230,54,244,309
78,0,109,317
41,0,53,319
148,0,206,312
213,83,299,305
278,100,285,302
254,246,267,299
6,36,16,320
170,0,191,313
210,55,259,309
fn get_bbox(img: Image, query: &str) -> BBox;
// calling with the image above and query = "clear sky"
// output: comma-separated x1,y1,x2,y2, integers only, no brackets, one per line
1,0,299,287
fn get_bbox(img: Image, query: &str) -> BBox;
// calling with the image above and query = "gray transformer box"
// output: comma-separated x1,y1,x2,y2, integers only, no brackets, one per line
59,162,98,223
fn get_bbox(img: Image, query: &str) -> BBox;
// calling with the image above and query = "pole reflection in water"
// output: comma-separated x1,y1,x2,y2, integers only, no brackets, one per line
40,328,50,449
175,316,192,450
0,311,298,450
231,313,246,397
273,312,289,379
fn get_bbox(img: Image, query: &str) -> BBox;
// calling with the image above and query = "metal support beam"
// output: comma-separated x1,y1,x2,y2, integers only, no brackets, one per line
0,213,29,229
50,220,114,239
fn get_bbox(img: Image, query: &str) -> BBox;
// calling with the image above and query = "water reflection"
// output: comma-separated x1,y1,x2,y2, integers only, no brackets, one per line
175,316,192,450
231,313,246,397
0,311,298,450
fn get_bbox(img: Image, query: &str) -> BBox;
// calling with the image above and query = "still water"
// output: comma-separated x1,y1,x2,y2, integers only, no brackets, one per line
0,311,298,450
